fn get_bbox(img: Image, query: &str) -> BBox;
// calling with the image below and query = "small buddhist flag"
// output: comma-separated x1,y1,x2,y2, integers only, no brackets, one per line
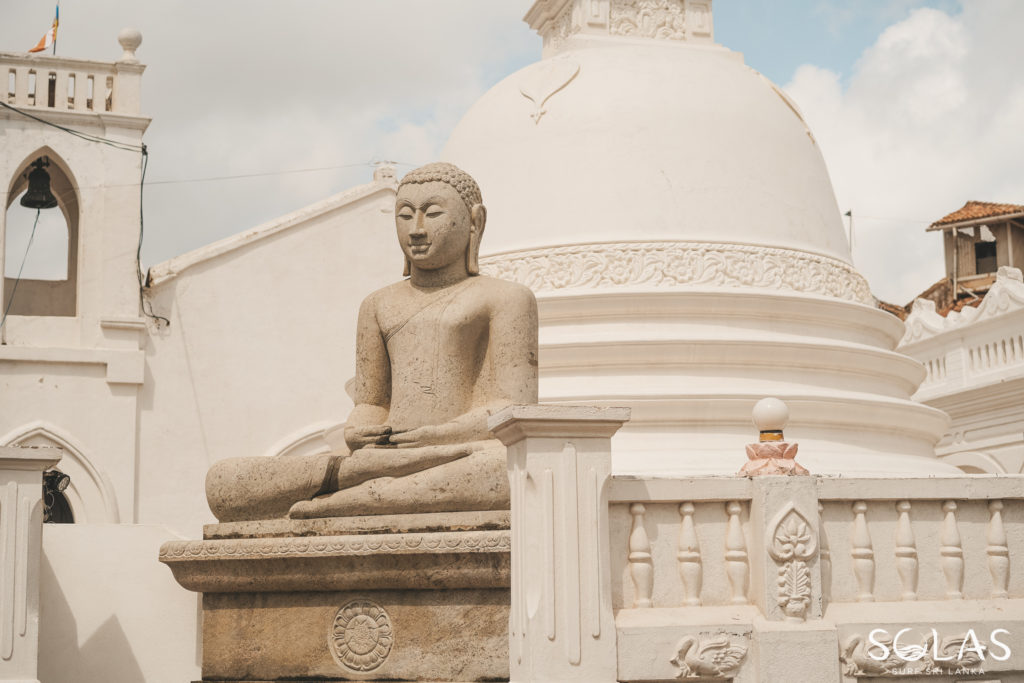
29,6,59,54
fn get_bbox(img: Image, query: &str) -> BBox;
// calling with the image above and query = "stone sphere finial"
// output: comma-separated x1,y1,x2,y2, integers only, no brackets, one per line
752,397,789,440
739,397,807,476
117,28,142,63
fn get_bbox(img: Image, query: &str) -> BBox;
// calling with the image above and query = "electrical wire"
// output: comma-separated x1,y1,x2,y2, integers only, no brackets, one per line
145,161,408,187
0,100,144,153
136,145,169,326
2,160,417,194
0,208,42,332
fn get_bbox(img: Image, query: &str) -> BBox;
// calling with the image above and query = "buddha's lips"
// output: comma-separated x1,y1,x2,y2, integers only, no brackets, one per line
409,243,430,254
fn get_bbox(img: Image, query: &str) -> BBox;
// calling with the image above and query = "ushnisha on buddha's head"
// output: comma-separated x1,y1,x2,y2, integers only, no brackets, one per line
395,162,487,278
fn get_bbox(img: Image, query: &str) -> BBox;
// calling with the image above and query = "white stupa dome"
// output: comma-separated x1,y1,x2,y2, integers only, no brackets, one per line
445,43,850,264
442,0,958,476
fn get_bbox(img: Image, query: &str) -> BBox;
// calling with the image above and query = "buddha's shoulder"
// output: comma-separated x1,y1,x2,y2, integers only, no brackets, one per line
360,280,410,309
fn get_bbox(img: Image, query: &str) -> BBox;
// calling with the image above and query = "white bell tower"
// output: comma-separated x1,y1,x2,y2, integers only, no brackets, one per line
0,29,150,524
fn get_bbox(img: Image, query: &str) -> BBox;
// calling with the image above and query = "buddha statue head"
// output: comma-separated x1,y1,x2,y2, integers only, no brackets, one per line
396,162,486,277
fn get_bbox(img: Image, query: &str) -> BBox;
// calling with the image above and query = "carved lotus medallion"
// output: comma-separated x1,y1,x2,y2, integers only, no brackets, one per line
329,600,394,672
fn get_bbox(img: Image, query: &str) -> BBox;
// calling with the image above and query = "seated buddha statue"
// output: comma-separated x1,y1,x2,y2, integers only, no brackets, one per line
205,162,539,522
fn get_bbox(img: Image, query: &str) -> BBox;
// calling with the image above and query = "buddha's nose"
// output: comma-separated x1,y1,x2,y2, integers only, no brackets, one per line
410,214,427,237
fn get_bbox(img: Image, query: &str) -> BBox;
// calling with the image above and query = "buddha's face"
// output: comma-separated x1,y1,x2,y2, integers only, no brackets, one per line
395,181,473,272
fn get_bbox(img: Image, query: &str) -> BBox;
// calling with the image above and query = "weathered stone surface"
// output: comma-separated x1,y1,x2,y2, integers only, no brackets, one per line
161,523,512,681
204,510,509,540
160,528,510,593
201,588,508,681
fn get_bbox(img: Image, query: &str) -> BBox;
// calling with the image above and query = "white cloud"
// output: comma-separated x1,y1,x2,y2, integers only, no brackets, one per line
784,0,1024,304
2,1,538,270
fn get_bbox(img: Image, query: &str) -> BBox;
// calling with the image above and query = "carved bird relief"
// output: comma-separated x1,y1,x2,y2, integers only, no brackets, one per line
923,632,985,669
670,633,747,678
840,634,906,676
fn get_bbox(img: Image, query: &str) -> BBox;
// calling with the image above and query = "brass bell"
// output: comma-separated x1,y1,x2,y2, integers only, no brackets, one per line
20,158,59,210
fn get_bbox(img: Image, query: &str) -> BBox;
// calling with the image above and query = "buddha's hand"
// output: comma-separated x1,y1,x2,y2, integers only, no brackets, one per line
344,424,393,450
388,422,466,448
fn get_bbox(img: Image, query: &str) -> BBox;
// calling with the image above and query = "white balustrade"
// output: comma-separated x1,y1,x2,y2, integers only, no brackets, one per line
1,30,144,116
494,403,1024,682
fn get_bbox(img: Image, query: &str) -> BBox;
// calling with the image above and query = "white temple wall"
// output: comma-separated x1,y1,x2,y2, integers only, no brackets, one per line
138,181,398,535
39,524,200,683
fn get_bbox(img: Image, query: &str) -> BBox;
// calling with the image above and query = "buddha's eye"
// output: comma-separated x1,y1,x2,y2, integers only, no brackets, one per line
425,205,443,218
397,207,414,220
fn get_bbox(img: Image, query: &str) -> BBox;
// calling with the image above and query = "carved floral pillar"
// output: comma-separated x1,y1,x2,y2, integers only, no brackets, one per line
490,405,629,683
0,446,61,683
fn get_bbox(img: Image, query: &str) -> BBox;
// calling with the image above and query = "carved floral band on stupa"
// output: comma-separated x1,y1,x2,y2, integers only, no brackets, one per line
527,0,714,53
480,241,873,304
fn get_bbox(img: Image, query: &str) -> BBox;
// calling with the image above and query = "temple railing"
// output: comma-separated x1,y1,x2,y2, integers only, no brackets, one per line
1,32,144,117
609,477,1022,610
490,404,1024,682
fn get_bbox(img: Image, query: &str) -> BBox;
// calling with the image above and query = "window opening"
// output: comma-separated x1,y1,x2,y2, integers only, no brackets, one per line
975,241,997,275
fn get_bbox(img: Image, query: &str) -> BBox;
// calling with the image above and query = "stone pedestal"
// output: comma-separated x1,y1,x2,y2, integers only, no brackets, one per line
0,445,61,683
160,511,510,682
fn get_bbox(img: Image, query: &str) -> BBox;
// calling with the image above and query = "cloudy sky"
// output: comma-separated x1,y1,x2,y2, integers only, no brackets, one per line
3,0,1021,304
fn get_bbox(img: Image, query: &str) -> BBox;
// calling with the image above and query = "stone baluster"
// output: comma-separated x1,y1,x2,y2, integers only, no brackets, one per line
818,502,831,606
677,502,701,606
629,503,654,608
987,500,1009,599
490,405,629,683
941,501,964,599
851,501,874,602
894,501,918,601
724,501,748,605
53,69,69,109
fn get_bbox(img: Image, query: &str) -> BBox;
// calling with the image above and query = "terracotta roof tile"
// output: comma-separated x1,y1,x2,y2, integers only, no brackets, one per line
931,201,1024,227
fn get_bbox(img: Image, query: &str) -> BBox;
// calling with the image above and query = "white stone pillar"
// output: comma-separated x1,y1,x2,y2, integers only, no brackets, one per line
489,405,629,683
113,29,144,116
0,446,61,683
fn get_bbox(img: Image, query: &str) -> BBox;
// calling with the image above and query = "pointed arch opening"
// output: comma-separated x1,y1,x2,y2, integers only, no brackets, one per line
1,421,121,523
4,147,79,317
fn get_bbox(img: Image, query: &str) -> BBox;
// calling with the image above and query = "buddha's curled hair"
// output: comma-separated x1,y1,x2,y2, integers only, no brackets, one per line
399,162,482,209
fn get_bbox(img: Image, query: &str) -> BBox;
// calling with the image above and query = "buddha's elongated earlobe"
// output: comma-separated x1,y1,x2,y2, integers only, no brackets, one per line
403,257,411,277
468,204,487,275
